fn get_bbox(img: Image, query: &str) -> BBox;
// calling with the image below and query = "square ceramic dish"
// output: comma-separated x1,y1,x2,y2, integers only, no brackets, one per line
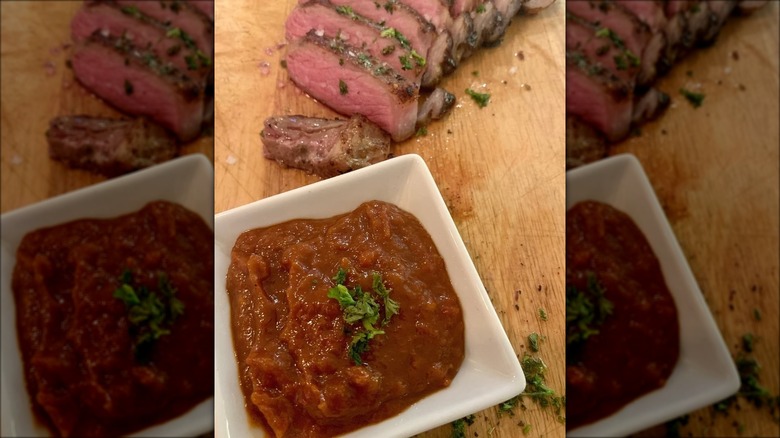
566,154,739,437
214,154,525,438
1,154,215,437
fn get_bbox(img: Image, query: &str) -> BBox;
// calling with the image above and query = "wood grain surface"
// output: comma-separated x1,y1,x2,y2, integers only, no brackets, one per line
213,1,566,437
0,0,213,216
606,4,779,437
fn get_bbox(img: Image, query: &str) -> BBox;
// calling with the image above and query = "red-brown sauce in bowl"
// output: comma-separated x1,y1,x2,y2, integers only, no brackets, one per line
226,200,465,437
566,200,680,429
11,200,214,437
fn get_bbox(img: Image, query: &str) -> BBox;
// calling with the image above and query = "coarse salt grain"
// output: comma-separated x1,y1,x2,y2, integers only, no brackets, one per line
226,155,238,165
509,66,518,75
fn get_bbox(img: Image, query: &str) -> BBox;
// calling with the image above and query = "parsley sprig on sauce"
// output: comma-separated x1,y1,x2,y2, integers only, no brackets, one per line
566,272,613,347
114,270,184,362
327,268,399,365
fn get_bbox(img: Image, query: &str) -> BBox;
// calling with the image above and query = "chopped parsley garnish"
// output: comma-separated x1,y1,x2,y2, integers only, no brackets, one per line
528,332,541,352
754,308,762,321
415,126,428,137
334,5,357,19
476,4,486,13
339,79,348,95
380,27,411,50
451,414,476,438
381,44,395,55
383,0,396,13
465,88,490,108
327,268,399,364
499,353,565,422
399,49,426,70
120,5,141,18
166,27,197,50
566,272,613,346
680,88,705,108
113,270,184,363
539,307,548,321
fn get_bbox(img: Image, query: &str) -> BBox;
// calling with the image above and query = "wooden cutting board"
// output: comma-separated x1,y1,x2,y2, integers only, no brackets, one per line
213,1,566,437
616,3,780,437
0,0,213,215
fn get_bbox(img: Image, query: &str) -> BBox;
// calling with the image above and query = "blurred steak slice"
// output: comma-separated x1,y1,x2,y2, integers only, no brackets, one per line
47,116,177,176
71,32,205,142
186,0,214,21
72,1,211,79
566,51,633,142
112,0,214,56
261,114,390,178
285,31,419,141
566,114,607,170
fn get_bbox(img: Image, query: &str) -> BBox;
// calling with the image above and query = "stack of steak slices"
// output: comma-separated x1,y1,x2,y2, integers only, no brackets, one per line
69,0,214,143
282,0,556,143
566,0,768,168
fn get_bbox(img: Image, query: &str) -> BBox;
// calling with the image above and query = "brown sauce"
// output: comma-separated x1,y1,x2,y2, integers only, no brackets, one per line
226,200,465,437
566,200,680,429
12,200,214,437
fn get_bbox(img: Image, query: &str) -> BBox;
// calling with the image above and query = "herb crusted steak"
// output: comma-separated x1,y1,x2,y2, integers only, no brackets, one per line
67,0,214,144
566,0,768,167
265,0,556,176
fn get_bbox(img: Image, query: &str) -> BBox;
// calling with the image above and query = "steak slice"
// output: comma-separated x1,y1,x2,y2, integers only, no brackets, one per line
112,0,214,57
186,0,214,21
71,32,205,142
261,114,390,178
47,116,178,176
285,31,419,141
72,2,211,79
286,1,420,82
566,51,633,142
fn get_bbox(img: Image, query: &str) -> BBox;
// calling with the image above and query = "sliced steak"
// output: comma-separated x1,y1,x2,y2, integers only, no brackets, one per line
186,0,214,21
286,1,420,82
632,87,670,124
71,32,205,142
520,0,557,15
47,116,178,176
285,31,419,141
72,2,211,78
401,0,454,32
416,87,456,126
261,114,390,178
566,114,607,170
566,51,633,142
451,0,484,18
112,0,214,57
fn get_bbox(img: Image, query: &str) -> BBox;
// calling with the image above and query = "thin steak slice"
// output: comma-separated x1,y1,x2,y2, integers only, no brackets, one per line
261,114,390,178
72,2,211,79
47,116,178,176
71,32,205,141
285,31,419,141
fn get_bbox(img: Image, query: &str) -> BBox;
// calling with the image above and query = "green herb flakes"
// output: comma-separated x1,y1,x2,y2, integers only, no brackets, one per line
339,79,349,95
528,332,541,352
476,4,486,13
113,270,184,363
465,88,490,108
327,269,399,365
451,414,476,438
680,88,705,108
415,126,428,137
566,272,613,346
539,307,548,321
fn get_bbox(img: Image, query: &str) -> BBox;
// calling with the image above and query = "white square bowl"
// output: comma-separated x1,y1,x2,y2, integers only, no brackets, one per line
566,154,739,437
1,154,215,437
214,153,525,438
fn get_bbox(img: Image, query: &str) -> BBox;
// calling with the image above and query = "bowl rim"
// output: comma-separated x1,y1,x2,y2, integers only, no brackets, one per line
565,153,739,436
1,154,216,437
213,153,526,438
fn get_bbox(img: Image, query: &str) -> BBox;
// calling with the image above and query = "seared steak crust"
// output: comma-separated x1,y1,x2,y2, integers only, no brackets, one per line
47,116,178,176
